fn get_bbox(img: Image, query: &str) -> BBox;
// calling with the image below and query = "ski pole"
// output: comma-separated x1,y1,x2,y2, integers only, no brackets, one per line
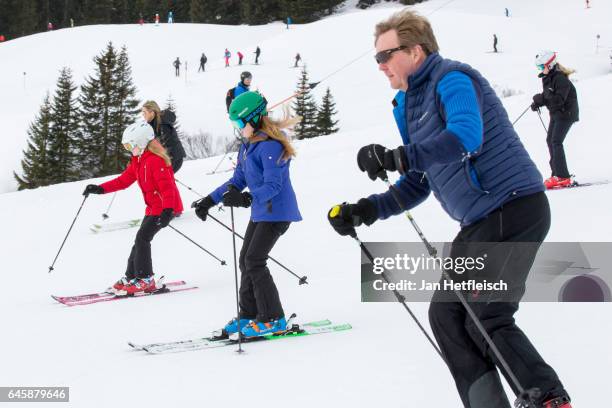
511,105,531,126
168,225,227,266
328,205,443,360
209,151,230,175
378,175,537,405
175,178,205,197
48,195,88,273
185,188,308,285
102,192,117,219
536,110,549,134
229,206,244,353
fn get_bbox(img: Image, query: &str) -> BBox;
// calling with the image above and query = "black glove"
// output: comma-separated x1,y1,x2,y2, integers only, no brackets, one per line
357,144,409,181
158,208,174,228
531,94,544,111
222,185,252,208
192,195,215,222
327,199,378,237
83,184,104,196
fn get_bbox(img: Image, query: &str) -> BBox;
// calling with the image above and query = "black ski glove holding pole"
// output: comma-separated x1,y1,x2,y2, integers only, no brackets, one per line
222,185,252,208
83,184,104,197
531,94,544,111
158,208,174,228
357,144,409,181
192,195,215,221
327,199,378,237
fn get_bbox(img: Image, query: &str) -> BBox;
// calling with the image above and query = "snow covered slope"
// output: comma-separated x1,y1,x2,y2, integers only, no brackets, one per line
1,0,611,406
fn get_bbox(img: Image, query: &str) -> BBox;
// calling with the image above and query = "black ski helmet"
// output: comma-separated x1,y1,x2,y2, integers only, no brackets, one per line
240,71,252,82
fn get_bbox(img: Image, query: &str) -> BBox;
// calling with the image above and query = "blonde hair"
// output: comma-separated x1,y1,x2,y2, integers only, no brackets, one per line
147,138,172,166
374,10,439,55
142,100,162,135
258,106,300,161
556,63,575,76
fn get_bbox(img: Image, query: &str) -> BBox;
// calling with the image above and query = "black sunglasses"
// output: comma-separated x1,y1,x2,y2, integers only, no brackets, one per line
374,45,407,64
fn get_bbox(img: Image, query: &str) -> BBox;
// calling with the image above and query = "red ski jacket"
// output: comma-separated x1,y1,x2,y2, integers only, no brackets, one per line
100,151,183,216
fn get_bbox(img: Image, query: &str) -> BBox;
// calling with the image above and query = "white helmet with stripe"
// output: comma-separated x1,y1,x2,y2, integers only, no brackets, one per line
535,50,557,71
122,119,154,150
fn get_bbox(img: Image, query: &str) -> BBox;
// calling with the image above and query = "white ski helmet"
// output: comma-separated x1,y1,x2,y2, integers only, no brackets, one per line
535,50,557,71
122,120,154,151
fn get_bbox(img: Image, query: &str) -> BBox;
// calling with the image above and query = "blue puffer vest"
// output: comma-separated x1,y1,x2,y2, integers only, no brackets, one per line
386,53,544,226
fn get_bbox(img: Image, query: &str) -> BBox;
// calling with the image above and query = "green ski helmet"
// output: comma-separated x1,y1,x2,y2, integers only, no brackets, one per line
229,91,268,130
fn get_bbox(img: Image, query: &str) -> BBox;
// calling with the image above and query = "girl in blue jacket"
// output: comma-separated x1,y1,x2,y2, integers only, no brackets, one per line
194,91,302,338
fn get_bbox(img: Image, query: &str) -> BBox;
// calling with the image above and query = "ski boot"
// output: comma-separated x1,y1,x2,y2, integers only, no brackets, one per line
240,317,288,338
211,317,252,340
544,176,573,189
542,395,571,408
120,276,157,295
111,276,131,293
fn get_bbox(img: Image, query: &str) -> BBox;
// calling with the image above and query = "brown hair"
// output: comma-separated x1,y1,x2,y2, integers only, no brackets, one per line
374,10,439,55
142,100,162,135
257,105,300,161
147,138,172,166
556,63,576,76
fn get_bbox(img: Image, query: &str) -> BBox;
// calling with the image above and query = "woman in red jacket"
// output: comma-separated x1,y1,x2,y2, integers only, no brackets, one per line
83,120,183,295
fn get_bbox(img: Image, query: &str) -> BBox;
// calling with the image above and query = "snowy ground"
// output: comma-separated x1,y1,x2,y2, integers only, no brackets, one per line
1,0,611,406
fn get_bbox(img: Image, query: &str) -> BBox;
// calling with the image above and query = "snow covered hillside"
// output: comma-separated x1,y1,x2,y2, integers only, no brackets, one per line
1,0,611,407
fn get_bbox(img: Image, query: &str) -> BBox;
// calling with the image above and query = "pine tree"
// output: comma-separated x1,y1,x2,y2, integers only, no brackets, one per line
108,45,139,174
48,67,80,184
14,93,53,189
292,66,318,139
315,87,339,136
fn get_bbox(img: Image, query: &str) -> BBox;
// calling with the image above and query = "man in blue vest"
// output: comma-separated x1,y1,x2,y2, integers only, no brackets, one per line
328,10,571,408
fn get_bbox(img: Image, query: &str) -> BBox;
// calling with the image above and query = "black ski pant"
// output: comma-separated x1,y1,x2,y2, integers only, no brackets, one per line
428,192,568,407
175,67,179,77
238,221,289,322
198,63,205,72
255,55,259,64
546,116,573,178
125,216,163,279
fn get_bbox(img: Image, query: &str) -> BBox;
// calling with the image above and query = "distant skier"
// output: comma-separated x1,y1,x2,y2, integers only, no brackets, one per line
82,120,183,295
224,48,231,67
286,16,292,29
226,71,252,112
193,91,302,339
155,13,160,26
70,18,74,27
141,100,186,173
505,7,509,17
173,57,181,77
138,15,144,25
254,46,261,64
531,51,579,189
328,10,572,408
0,34,5,42
586,0,590,8
168,11,174,23
198,53,207,72
294,53,301,67
47,22,53,31
493,34,498,53
237,51,244,65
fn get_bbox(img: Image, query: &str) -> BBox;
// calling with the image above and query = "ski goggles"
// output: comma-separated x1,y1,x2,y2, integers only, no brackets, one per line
123,142,134,151
230,98,268,130
536,64,545,72
374,45,407,64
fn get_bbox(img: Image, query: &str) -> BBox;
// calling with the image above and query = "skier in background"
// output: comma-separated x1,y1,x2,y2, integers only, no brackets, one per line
0,34,5,42
294,53,301,67
173,57,181,77
70,18,74,27
505,7,509,17
493,34,498,53
141,100,186,173
226,71,252,112
47,22,53,31
224,48,231,67
138,14,144,25
193,91,301,338
254,46,261,64
168,11,174,23
155,13,160,26
286,16,292,29
531,51,579,189
198,53,207,72
328,10,572,408
238,51,244,65
82,121,183,295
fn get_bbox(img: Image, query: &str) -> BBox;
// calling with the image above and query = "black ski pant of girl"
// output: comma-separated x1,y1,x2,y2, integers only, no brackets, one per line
238,221,289,322
428,192,568,408
546,116,574,178
125,216,162,280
